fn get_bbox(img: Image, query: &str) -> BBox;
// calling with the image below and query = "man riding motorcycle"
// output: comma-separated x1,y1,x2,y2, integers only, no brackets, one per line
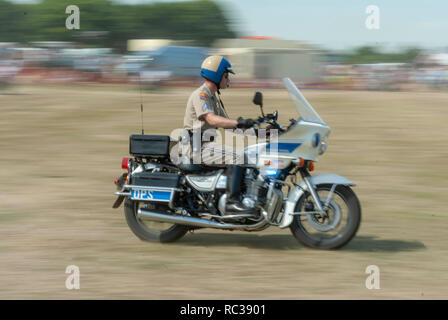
183,55,255,214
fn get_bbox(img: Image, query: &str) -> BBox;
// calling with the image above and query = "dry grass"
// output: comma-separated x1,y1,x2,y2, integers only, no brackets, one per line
0,84,447,299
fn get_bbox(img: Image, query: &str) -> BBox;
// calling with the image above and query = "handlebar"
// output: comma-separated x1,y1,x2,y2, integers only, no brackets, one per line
238,109,290,135
251,112,284,134
256,113,277,123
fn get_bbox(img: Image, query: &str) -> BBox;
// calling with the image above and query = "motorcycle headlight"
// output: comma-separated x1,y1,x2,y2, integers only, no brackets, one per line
318,139,327,155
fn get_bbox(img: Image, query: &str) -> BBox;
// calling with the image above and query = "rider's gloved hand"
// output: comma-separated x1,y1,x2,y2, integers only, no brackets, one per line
236,117,256,129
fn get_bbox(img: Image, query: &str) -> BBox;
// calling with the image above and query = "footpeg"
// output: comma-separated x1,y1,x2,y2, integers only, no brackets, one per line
224,202,254,215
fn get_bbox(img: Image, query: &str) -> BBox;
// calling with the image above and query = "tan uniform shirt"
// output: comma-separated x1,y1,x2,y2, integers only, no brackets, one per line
179,83,241,166
183,83,227,132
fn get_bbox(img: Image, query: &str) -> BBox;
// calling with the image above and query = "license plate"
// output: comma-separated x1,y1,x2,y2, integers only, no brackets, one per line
130,189,172,202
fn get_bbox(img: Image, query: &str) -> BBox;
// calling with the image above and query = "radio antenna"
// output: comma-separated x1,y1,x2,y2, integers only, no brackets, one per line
138,71,144,135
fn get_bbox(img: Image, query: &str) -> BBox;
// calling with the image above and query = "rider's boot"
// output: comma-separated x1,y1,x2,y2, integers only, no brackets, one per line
225,165,252,214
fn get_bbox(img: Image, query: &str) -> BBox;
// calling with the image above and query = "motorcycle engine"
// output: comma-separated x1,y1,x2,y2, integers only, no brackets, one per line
217,169,267,215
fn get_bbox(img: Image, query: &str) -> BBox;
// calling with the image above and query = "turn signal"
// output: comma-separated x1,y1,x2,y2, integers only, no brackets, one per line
297,157,305,167
121,157,130,171
308,161,315,172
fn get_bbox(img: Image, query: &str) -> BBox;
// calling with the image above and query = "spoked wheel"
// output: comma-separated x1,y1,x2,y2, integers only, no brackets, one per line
290,184,361,249
124,199,189,243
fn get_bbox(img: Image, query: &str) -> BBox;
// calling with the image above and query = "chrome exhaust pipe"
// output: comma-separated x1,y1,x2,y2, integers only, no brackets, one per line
137,208,268,231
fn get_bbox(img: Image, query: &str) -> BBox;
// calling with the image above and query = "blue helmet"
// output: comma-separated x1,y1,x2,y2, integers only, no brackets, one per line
200,56,235,84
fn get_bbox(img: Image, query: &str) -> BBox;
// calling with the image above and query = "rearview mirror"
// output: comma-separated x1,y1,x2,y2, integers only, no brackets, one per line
253,92,263,107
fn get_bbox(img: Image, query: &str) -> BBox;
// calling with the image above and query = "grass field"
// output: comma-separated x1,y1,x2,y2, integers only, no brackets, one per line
0,84,447,299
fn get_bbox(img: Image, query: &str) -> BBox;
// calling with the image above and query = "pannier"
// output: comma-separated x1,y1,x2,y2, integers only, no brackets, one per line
129,172,180,203
129,134,170,157
131,172,180,189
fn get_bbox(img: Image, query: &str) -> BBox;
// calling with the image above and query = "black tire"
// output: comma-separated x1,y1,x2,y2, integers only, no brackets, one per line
290,184,361,249
124,199,189,243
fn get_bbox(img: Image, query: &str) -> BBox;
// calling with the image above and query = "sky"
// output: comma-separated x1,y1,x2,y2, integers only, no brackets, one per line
10,0,448,51
221,0,448,51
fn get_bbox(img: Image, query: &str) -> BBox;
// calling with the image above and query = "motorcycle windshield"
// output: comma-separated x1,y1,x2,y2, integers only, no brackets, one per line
283,77,326,125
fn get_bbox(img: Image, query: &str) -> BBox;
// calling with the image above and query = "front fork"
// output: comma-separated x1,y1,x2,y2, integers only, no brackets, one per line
299,169,336,218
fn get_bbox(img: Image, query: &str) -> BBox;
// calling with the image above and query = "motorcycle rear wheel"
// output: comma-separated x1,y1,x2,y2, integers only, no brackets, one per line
289,184,361,249
124,199,189,243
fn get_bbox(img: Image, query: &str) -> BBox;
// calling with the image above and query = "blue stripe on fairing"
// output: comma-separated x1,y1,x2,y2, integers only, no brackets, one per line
266,143,301,153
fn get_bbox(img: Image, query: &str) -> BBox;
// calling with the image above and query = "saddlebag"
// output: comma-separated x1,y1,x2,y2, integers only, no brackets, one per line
129,172,180,203
129,134,170,157
131,172,180,188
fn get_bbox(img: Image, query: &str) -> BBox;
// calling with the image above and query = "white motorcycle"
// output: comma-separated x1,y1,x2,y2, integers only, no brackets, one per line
113,78,361,249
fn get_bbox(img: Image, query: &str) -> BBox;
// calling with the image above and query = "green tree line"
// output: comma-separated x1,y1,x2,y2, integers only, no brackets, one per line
0,0,236,51
346,46,422,64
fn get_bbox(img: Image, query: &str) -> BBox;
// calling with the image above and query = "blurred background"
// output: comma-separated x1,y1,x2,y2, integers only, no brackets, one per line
1,0,448,299
1,0,447,90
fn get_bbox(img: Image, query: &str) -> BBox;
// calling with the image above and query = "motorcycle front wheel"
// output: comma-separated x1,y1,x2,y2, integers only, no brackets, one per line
124,199,189,243
290,184,361,249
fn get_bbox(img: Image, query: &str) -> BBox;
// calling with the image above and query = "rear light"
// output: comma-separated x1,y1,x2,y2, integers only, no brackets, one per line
308,161,315,172
114,177,118,185
121,157,130,171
